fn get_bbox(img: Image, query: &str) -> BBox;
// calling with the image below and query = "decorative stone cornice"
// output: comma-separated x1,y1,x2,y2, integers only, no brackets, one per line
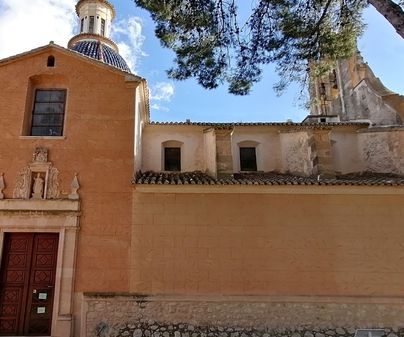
76,0,116,19
0,199,80,213
68,33,118,51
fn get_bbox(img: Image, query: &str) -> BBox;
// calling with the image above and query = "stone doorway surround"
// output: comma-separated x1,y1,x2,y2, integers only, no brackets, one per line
0,199,80,337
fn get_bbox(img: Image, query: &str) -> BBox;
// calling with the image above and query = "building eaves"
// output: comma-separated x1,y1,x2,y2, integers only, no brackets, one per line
0,42,143,80
134,171,404,186
148,121,370,128
0,44,52,67
0,42,151,119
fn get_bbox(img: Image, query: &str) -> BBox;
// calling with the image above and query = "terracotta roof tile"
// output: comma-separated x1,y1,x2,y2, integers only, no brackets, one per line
148,121,369,127
134,171,404,186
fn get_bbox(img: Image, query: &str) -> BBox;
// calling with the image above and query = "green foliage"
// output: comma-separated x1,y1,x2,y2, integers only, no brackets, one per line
134,0,366,95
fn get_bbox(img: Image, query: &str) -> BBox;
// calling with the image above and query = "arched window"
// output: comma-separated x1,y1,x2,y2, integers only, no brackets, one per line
47,55,55,67
101,18,106,36
238,141,259,172
89,16,95,33
162,140,183,171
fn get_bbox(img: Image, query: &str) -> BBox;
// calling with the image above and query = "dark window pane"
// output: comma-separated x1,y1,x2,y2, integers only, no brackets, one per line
49,90,65,101
32,114,64,126
164,147,181,171
240,147,257,171
31,90,66,136
36,91,53,102
47,56,55,67
34,103,64,114
101,18,105,36
89,16,94,33
35,90,65,102
31,126,63,137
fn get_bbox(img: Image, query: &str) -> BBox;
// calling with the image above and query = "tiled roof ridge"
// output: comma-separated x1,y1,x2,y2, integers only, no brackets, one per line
148,121,370,127
134,171,404,186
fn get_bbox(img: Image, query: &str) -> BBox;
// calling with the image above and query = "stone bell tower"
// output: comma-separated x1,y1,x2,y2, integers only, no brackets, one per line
308,53,403,126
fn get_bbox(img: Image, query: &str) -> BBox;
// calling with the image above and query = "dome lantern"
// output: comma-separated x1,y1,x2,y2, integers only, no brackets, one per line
68,0,131,72
75,0,115,38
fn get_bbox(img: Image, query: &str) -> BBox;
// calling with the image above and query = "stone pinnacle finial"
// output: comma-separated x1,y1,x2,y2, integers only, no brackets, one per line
68,173,80,200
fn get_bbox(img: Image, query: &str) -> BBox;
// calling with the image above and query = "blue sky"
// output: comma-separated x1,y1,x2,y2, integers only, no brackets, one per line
0,0,403,122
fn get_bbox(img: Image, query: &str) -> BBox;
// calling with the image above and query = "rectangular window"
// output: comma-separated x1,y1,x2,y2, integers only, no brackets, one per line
101,18,106,36
80,18,84,33
240,147,257,171
31,90,66,136
164,147,181,171
89,16,94,33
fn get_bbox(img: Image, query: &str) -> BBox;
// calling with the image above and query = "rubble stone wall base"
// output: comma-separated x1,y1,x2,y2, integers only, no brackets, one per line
84,295,404,337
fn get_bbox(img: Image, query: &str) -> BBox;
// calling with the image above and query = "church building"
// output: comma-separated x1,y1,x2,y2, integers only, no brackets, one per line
0,1,404,337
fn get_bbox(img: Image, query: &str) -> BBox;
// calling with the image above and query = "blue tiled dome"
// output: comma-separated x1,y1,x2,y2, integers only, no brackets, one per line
70,40,131,72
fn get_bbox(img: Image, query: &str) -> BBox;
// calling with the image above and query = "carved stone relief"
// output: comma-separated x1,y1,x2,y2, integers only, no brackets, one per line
47,167,60,199
13,167,32,199
12,147,66,200
32,147,48,162
0,173,5,199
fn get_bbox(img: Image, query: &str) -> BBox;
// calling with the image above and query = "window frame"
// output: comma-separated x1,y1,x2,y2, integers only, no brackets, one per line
161,140,184,172
164,147,181,172
101,18,106,36
89,16,95,33
47,55,55,67
239,147,258,172
30,89,67,137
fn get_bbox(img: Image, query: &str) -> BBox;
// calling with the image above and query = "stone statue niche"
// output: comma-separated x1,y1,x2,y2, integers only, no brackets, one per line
31,172,46,199
13,147,60,200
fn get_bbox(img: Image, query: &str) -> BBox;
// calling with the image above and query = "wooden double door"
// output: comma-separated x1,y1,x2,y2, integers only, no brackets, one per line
0,233,59,336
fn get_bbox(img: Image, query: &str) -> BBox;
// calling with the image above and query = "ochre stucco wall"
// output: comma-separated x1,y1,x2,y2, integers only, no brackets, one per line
0,47,135,292
131,190,404,296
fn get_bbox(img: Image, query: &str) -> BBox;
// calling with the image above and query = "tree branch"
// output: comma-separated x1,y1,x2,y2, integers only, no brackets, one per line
368,0,404,38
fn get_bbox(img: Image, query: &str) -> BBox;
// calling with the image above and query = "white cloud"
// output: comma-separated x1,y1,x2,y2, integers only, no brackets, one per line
150,82,175,102
113,16,146,72
149,82,175,112
0,0,77,59
0,1,147,74
150,103,170,112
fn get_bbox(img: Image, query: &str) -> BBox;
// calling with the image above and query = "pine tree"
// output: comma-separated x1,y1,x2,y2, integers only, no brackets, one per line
134,0,404,95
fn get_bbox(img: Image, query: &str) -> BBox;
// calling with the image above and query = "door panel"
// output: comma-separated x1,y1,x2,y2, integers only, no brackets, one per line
0,233,33,335
24,234,58,335
0,233,59,336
